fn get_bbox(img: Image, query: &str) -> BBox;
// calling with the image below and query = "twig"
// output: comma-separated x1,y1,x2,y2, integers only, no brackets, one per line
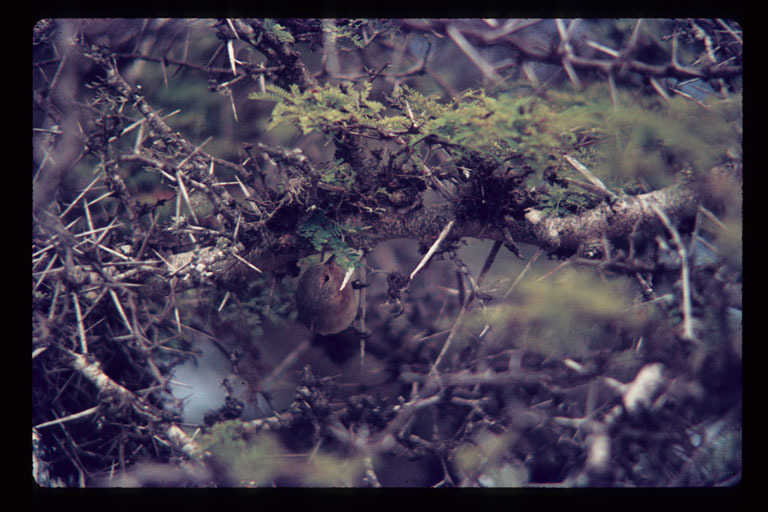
33,253,59,294
217,290,230,312
361,456,382,487
420,161,455,201
446,24,501,82
556,19,583,90
563,155,617,200
109,288,135,335
260,338,312,391
410,220,455,282
232,252,262,273
357,254,368,367
716,19,742,44
478,240,502,286
59,174,102,218
698,205,728,231
369,393,444,448
452,253,490,336
649,203,695,341
34,406,99,430
503,247,542,298
71,292,88,353
649,76,671,101
429,295,469,376
62,348,204,461
536,257,571,281
136,210,159,262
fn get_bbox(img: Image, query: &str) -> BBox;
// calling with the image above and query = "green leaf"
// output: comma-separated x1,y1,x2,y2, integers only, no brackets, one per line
299,211,363,269
262,19,295,43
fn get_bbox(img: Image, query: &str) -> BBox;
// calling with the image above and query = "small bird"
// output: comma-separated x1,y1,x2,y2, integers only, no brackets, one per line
296,255,358,335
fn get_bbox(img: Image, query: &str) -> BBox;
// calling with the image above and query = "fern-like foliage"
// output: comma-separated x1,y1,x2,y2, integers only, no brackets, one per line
251,78,741,197
538,184,596,217
320,159,356,189
261,19,295,44
298,211,365,269
324,19,368,49
422,90,560,167
251,82,572,179
250,81,389,138
248,83,301,103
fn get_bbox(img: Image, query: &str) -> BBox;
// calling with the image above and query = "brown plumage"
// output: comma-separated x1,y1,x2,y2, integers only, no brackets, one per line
296,255,358,334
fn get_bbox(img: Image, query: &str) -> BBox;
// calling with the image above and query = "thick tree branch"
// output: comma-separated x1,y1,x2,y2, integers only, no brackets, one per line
44,171,710,296
517,178,699,255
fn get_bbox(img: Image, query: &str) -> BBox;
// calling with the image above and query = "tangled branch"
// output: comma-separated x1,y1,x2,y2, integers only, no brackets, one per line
33,18,741,487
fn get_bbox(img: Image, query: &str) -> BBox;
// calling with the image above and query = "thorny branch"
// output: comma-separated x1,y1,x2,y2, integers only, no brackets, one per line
33,19,741,487
405,19,741,86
